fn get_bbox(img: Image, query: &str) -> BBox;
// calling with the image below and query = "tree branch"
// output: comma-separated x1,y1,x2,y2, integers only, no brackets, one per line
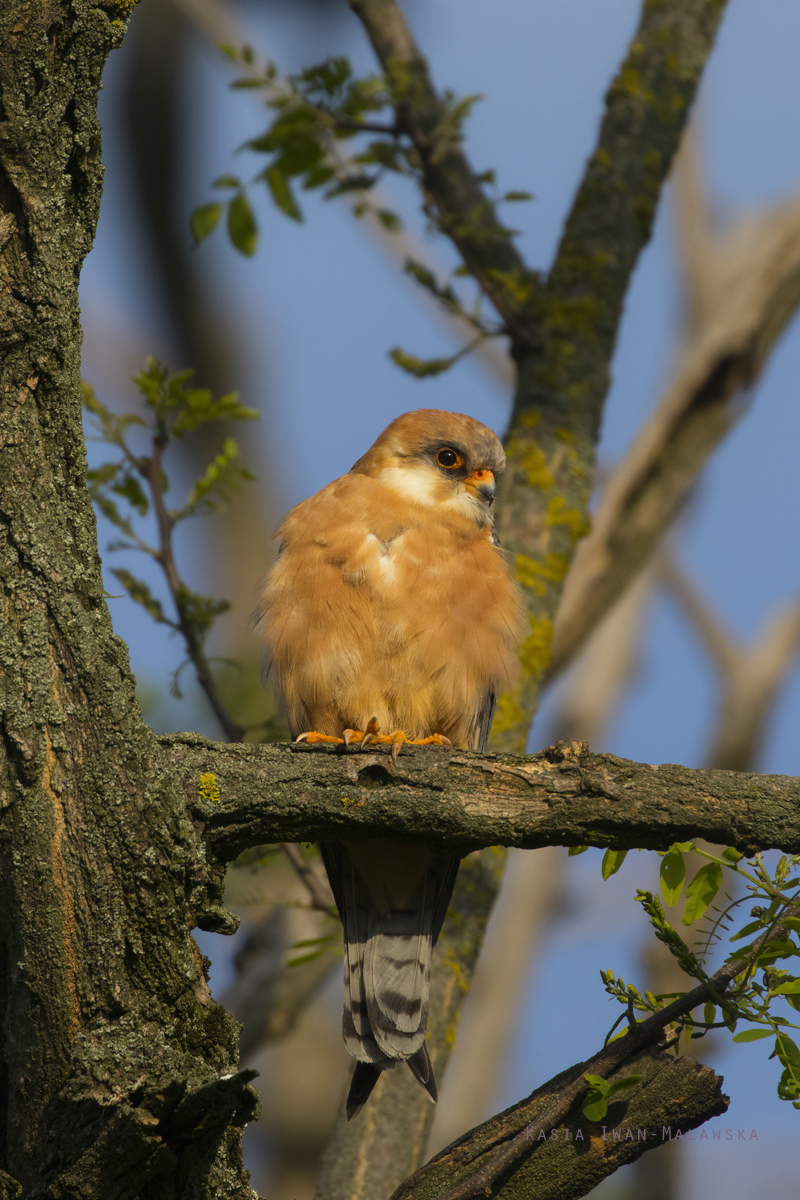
393,1040,726,1200
546,191,800,682
348,0,538,340
398,902,800,1200
491,0,729,748
167,735,800,862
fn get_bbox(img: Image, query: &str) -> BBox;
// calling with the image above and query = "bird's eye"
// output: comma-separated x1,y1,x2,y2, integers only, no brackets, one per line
436,448,463,470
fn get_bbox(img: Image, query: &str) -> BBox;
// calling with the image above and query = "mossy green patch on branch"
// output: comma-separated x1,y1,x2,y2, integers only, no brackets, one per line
546,496,591,542
515,553,570,596
518,615,554,679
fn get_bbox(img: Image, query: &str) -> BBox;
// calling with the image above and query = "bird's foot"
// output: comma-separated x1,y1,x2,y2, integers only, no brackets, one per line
296,720,451,761
295,724,372,747
295,731,346,745
361,720,452,762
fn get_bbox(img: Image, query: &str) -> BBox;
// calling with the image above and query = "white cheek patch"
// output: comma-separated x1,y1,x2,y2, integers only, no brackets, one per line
442,490,486,521
378,465,442,507
377,464,491,526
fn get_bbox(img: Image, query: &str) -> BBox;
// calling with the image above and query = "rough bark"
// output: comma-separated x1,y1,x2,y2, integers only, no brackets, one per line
0,3,258,1195
176,736,800,862
392,1041,727,1200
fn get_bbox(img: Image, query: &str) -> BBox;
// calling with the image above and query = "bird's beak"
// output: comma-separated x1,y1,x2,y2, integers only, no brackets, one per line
464,468,496,506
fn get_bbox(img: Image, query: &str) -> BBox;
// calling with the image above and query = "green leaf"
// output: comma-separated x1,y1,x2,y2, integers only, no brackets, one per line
581,1092,608,1122
776,1033,800,1068
757,938,797,965
179,437,255,519
302,165,336,190
503,190,534,202
783,918,800,936
111,473,149,517
722,847,743,863
404,259,461,315
175,586,230,643
568,845,589,857
389,347,459,378
775,980,800,994
87,462,121,486
732,1028,774,1042
227,193,258,256
583,1074,608,1092
265,167,302,222
377,208,402,231
230,77,266,90
660,847,685,907
601,849,627,881
605,1075,640,1098
704,1002,716,1025
212,174,241,189
730,920,765,942
682,862,723,927
110,569,170,626
287,949,327,967
190,202,223,246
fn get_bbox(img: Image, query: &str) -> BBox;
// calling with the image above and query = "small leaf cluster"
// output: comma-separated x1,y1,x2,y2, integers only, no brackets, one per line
192,46,529,380
191,49,400,256
581,1072,640,1122
84,359,259,698
596,841,800,1111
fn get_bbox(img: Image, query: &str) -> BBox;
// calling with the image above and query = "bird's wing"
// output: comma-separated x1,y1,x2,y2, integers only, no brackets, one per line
473,689,497,754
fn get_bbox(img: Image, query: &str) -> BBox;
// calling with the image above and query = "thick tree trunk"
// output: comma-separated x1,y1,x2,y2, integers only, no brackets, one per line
0,4,258,1195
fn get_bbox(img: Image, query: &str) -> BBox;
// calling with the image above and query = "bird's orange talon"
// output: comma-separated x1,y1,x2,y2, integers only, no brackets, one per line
295,731,345,745
390,731,407,762
360,717,381,749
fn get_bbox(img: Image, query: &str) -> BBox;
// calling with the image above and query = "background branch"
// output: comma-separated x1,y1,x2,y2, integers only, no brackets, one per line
547,182,800,682
492,0,729,749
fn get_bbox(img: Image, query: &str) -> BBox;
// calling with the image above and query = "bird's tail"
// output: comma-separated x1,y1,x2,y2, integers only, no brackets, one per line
321,845,459,1117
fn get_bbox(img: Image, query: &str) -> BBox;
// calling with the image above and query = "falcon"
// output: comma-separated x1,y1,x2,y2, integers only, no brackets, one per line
259,409,523,1118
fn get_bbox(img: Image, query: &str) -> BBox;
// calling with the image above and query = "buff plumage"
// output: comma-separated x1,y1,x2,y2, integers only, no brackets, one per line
259,409,524,1117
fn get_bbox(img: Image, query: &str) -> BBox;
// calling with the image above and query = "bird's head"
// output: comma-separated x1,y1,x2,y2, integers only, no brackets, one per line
350,409,505,526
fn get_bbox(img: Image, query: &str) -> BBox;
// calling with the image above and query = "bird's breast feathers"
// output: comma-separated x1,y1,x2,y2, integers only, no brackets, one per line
260,471,524,745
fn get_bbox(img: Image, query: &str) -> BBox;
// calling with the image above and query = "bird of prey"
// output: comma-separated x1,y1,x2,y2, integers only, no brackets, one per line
259,409,523,1118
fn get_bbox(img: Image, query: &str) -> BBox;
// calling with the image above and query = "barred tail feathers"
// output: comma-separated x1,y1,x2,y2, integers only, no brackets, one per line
321,842,459,1093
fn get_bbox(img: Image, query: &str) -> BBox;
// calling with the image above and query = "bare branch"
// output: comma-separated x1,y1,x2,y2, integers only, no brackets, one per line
279,842,337,917
348,0,537,339
664,556,800,771
491,0,729,749
547,197,800,681
168,735,800,862
547,194,800,682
